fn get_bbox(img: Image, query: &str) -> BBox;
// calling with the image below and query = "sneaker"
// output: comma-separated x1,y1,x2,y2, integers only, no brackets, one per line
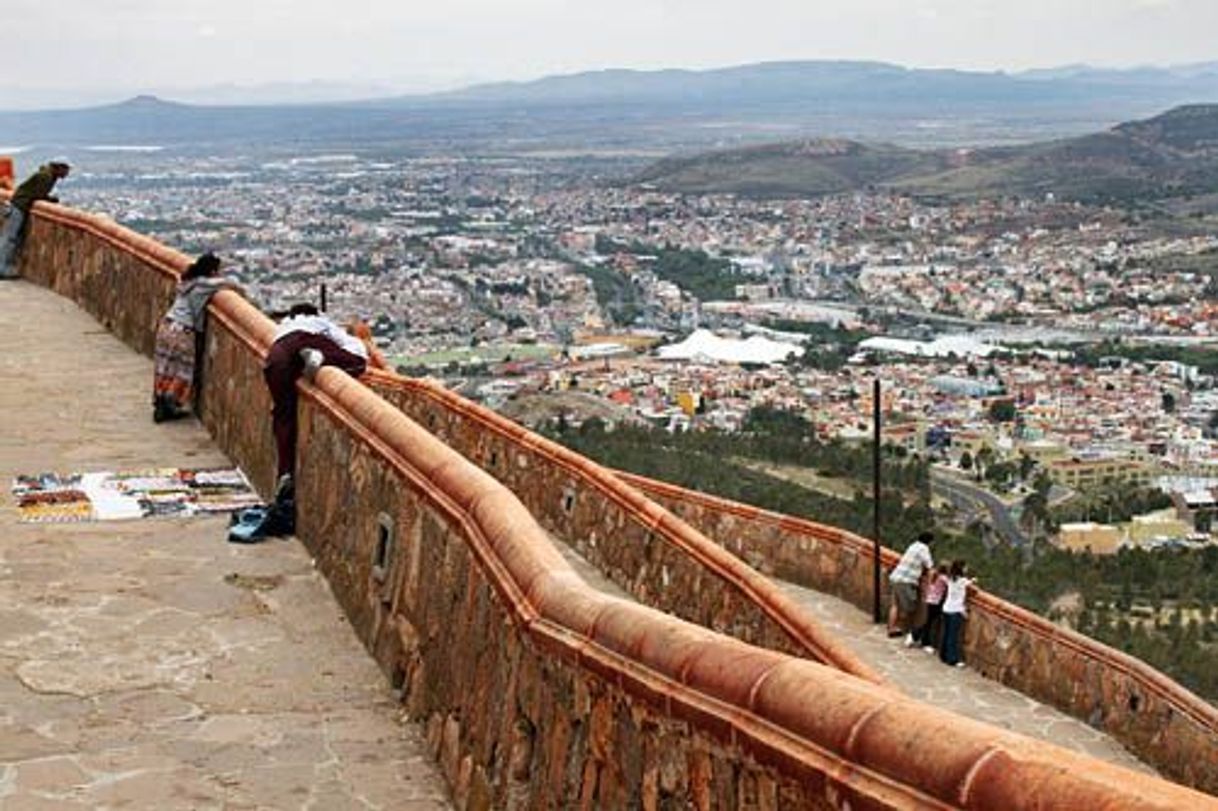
922,646,935,654
228,507,270,544
299,348,324,380
227,501,294,543
903,634,916,647
273,473,294,504
954,662,966,669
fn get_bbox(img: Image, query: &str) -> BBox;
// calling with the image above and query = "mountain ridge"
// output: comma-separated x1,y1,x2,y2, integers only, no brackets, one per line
4,60,1218,152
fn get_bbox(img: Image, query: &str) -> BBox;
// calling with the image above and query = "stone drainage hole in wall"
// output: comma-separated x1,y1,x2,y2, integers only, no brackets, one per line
373,513,395,598
392,662,408,700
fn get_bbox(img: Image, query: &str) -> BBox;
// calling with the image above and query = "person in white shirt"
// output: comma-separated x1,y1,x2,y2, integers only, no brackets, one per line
888,531,935,644
939,560,975,668
263,303,369,507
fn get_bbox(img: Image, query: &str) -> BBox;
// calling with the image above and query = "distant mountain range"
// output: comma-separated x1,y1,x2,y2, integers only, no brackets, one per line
434,60,1218,108
5,61,1218,153
636,105,1218,206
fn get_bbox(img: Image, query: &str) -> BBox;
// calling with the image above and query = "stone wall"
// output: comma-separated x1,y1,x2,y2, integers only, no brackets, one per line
369,373,877,682
198,295,279,495
625,472,1218,794
12,201,1218,810
19,204,182,356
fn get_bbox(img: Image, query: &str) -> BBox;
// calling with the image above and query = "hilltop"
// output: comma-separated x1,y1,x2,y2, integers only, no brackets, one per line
637,105,1218,206
636,138,949,197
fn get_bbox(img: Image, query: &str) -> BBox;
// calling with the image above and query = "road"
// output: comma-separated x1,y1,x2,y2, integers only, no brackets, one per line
931,469,1028,547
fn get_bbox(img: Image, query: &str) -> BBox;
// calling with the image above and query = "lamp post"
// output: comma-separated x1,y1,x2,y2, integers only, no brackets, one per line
873,377,883,624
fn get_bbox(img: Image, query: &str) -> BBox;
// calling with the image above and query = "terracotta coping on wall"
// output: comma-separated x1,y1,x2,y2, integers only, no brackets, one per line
27,200,188,280
325,361,1214,809
620,470,1218,735
24,203,1218,808
363,369,879,683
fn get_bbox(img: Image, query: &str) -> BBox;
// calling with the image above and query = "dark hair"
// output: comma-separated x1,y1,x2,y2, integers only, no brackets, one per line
182,252,221,281
949,560,967,579
268,302,321,321
918,530,934,545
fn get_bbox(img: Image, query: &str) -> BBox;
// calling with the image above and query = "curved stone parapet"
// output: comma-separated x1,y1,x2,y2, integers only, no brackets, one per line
622,470,1218,793
366,370,880,682
9,199,1218,808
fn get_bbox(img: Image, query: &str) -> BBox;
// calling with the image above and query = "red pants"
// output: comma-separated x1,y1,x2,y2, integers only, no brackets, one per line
264,331,367,477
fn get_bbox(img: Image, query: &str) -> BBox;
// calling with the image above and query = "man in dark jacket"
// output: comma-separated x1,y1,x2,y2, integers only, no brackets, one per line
1,158,70,278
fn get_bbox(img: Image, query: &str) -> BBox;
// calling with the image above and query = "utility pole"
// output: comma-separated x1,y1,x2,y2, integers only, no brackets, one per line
873,377,883,624
319,283,328,313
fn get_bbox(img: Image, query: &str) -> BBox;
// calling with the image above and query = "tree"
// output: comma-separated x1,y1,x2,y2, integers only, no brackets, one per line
1162,391,1177,414
1024,490,1048,520
960,450,974,471
1019,453,1036,482
1033,470,1053,498
976,446,996,477
986,461,1015,488
988,399,1017,423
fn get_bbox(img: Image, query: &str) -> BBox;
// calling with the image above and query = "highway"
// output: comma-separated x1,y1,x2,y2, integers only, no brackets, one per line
931,469,1028,547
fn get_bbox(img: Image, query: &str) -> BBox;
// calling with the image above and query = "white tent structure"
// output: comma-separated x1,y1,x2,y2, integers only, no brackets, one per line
858,335,1004,359
657,329,803,365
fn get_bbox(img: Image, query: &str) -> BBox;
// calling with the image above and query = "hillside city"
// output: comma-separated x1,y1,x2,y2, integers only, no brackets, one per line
62,148,1218,564
13,0,1218,797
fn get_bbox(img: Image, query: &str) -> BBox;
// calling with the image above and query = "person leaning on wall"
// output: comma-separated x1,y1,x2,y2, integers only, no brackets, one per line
229,304,376,542
152,251,245,422
0,157,70,279
230,306,391,543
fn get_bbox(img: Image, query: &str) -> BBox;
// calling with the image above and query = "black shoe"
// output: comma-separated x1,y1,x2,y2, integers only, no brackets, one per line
153,395,188,424
153,400,171,423
263,500,295,537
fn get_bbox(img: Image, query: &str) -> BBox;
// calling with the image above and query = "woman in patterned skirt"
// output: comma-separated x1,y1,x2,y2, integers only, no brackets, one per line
153,252,243,422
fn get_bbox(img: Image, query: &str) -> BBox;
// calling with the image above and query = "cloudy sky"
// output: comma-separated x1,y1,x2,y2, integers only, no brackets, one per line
4,0,1216,107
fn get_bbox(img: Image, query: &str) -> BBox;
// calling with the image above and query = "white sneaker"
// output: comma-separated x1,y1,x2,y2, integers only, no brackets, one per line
299,348,324,380
922,645,935,654
954,662,966,669
273,473,294,503
903,634,916,647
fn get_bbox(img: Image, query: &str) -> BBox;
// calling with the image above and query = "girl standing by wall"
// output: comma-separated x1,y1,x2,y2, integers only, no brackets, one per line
940,560,974,668
915,563,949,653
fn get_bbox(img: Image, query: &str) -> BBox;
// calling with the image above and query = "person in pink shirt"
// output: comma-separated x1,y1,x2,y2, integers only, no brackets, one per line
914,563,949,653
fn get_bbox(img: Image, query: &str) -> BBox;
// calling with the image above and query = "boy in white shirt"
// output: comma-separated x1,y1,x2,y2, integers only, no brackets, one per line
887,531,935,645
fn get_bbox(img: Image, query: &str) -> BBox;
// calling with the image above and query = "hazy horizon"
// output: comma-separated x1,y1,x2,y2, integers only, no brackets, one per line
4,0,1217,109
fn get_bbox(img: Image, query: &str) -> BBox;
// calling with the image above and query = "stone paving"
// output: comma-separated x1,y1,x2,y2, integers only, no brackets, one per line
777,581,1153,773
0,282,452,810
